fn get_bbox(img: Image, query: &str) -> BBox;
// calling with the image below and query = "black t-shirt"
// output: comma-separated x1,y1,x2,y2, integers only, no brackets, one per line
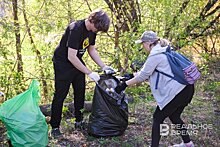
53,20,96,65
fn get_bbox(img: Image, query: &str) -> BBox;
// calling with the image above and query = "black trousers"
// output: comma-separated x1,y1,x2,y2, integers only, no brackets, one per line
151,84,195,147
50,62,85,128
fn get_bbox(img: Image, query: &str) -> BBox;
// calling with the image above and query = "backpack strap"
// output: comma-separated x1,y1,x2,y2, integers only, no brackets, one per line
155,69,174,79
155,71,160,89
166,45,171,52
155,69,175,89
154,45,175,89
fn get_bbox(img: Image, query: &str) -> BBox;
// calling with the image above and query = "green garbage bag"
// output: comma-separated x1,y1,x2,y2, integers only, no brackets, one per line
0,80,48,147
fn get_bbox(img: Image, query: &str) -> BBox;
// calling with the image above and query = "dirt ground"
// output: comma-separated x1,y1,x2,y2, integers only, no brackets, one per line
1,86,219,147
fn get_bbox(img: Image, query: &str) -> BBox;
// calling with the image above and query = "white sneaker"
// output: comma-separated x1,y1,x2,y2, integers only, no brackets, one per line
171,141,194,147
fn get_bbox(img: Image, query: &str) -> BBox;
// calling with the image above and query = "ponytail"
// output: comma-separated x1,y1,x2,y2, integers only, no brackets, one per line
159,38,170,47
149,38,170,49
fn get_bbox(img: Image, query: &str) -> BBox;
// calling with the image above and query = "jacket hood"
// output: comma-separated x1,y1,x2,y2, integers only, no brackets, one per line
148,44,167,57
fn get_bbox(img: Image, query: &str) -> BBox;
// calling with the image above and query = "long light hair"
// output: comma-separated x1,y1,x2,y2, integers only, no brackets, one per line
159,38,170,47
150,38,170,48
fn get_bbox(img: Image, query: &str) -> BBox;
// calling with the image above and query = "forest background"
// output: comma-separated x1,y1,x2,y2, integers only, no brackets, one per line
0,0,219,146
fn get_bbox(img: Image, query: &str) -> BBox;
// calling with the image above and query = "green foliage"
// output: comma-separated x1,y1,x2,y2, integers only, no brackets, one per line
200,64,210,76
204,81,220,92
0,0,219,105
85,91,94,101
98,137,108,145
200,57,220,106
62,105,69,114
126,83,152,101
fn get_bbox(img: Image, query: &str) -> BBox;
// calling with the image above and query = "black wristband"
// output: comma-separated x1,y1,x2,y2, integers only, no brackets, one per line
123,81,128,87
115,81,128,94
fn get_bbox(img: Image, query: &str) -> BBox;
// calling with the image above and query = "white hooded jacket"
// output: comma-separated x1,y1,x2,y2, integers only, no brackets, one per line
134,44,186,110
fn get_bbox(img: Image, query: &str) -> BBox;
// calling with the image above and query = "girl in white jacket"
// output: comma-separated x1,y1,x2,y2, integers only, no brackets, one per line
115,31,195,147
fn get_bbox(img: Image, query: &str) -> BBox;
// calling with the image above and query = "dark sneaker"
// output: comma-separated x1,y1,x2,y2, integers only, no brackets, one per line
51,128,63,138
75,121,86,130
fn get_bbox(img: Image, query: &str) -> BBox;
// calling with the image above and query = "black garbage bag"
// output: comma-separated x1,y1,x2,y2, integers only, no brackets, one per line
87,74,128,137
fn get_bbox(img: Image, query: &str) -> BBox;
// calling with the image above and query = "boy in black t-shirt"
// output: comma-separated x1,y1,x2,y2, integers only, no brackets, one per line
50,9,115,138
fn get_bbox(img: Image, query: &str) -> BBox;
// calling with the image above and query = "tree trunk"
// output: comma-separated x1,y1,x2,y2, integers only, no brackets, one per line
12,0,23,74
104,0,141,32
21,0,48,99
104,0,141,72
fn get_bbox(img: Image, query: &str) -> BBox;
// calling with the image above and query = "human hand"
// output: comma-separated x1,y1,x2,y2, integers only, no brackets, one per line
88,72,100,82
123,73,134,81
115,82,128,94
102,65,116,74
133,72,140,77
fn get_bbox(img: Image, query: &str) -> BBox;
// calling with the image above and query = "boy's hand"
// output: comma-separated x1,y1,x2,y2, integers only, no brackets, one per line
88,72,100,82
102,65,116,74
